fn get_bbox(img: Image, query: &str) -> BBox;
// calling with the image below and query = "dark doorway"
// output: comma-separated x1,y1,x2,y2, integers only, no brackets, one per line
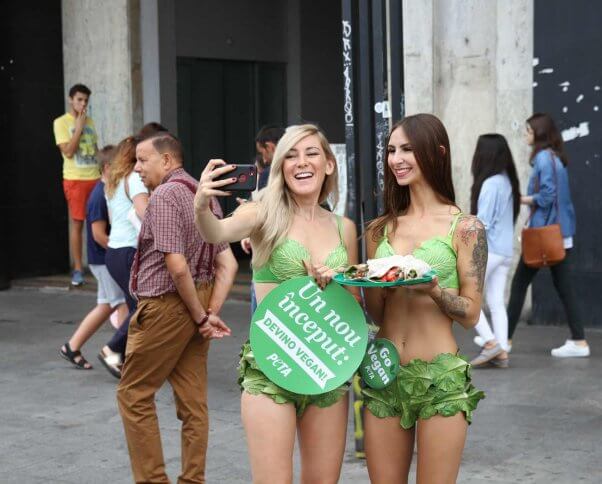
176,58,286,221
1,1,67,281
532,0,602,328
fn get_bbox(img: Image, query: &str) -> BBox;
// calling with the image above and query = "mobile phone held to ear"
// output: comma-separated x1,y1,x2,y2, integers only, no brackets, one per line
213,164,257,191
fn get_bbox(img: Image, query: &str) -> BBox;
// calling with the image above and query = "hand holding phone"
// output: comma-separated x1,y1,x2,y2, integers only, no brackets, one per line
195,160,257,212
212,164,257,191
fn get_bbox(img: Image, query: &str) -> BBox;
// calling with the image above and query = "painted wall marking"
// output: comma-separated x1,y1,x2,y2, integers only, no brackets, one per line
561,122,590,142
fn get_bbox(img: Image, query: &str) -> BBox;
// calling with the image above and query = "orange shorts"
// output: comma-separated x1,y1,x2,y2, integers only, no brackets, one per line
63,179,100,221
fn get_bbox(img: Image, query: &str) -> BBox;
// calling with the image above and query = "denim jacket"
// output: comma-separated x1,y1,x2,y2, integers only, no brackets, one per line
527,149,576,237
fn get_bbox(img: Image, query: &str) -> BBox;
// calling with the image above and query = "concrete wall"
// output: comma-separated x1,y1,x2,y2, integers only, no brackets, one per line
403,0,533,217
139,0,178,133
169,0,344,142
174,0,287,62
61,0,143,145
297,1,345,142
403,0,534,314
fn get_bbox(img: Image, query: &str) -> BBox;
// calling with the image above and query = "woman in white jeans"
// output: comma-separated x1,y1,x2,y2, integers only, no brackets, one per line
469,134,520,368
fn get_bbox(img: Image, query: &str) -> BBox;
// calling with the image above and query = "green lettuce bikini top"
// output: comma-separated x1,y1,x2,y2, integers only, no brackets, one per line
253,215,348,284
374,213,462,289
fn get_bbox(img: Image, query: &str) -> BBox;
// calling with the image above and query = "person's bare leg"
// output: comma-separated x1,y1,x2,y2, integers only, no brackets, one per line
115,303,129,326
416,414,467,484
67,304,113,351
297,394,348,484
242,392,296,484
70,219,84,271
365,410,415,484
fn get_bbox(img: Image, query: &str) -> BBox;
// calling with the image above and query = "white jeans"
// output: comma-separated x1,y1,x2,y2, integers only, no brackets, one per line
475,252,513,351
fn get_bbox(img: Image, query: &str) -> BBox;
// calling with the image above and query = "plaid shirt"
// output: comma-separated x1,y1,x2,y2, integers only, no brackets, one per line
130,168,228,298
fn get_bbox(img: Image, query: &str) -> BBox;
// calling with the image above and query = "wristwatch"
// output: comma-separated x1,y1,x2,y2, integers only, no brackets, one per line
197,314,210,327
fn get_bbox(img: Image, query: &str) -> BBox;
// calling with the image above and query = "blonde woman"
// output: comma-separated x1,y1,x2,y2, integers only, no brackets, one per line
194,124,359,484
98,136,149,377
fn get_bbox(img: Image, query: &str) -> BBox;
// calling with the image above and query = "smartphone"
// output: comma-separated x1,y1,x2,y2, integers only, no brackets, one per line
213,164,257,191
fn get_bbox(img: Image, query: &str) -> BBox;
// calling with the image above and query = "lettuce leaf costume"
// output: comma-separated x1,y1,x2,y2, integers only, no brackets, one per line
362,353,485,429
238,342,349,417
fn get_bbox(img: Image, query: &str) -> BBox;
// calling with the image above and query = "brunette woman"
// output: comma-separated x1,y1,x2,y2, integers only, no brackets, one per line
507,113,588,357
469,134,521,367
363,114,486,483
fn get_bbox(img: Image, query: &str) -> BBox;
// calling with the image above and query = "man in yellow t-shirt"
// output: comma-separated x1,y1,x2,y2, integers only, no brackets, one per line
53,83,100,286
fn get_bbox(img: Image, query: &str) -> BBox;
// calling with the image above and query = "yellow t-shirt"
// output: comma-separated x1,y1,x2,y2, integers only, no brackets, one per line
53,113,100,180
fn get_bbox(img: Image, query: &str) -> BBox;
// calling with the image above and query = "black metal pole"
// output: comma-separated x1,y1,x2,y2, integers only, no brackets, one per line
388,0,404,122
341,0,358,223
371,0,388,216
357,0,375,230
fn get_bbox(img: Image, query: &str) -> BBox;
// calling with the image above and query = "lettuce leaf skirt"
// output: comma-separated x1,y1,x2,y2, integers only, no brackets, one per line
238,342,349,417
362,352,485,429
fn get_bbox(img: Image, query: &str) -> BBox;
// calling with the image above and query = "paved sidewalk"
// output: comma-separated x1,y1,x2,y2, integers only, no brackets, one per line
0,288,600,483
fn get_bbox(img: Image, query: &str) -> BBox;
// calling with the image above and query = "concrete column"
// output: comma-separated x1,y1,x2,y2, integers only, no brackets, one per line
495,0,534,206
286,0,302,124
402,0,434,114
61,0,142,145
157,0,178,133
402,0,534,314
433,0,497,211
402,0,533,216
140,0,162,124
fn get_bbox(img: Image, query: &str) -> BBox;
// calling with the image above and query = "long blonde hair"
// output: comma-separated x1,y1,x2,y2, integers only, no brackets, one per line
105,136,138,199
246,124,339,267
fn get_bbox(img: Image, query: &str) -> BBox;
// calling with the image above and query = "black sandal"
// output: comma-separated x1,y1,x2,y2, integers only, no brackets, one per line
60,342,93,370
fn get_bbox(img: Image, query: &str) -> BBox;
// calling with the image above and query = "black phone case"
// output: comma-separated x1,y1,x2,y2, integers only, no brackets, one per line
214,164,257,191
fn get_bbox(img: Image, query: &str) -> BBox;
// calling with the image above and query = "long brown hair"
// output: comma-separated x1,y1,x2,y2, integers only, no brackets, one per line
527,113,569,166
470,134,521,223
368,113,456,241
105,136,138,198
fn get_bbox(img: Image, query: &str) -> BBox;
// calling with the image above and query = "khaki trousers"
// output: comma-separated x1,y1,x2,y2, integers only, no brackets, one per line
117,284,212,484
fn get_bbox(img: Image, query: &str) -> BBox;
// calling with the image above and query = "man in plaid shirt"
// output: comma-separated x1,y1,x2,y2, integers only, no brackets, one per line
117,133,237,484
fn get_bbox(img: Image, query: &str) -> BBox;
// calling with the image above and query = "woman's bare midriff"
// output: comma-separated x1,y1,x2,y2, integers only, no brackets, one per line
377,287,459,364
254,282,278,306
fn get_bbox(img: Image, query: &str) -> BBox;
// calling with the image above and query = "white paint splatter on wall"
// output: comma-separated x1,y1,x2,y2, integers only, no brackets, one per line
533,82,538,87
538,68,554,74
533,58,539,66
561,122,590,142
563,107,568,113
576,94,584,103
594,106,599,112
595,86,600,91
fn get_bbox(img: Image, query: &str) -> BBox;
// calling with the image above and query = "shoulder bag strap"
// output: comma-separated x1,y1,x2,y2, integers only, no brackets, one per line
548,149,561,224
524,150,560,228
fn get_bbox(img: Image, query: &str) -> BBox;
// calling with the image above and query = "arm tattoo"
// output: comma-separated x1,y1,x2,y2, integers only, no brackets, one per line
458,216,487,293
433,288,468,319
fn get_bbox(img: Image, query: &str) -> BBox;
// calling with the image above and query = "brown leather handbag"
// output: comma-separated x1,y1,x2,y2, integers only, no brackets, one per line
521,151,566,268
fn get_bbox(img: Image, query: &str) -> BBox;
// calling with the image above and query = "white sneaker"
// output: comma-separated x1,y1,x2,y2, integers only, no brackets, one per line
474,335,512,353
473,336,486,347
551,340,590,358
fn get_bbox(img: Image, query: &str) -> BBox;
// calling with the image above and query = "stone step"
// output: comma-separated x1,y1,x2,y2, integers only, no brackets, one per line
12,269,252,302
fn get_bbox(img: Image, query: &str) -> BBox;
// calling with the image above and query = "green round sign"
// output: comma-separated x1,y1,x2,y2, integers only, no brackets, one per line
250,277,368,395
359,338,400,389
